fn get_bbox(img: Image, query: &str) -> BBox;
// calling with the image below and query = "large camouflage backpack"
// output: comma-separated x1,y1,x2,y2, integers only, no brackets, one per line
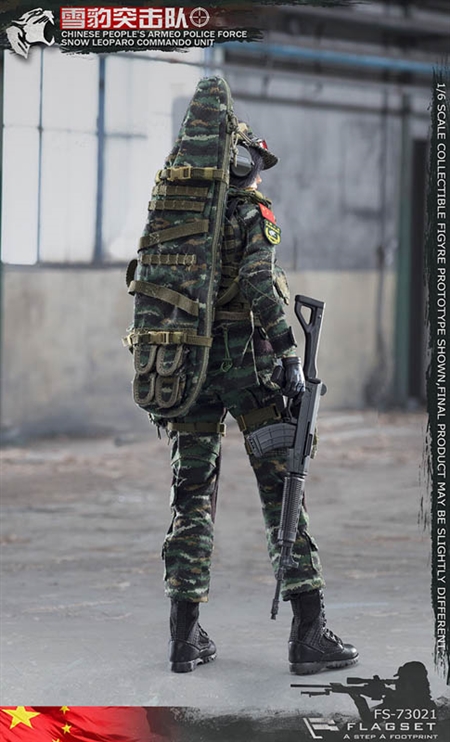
123,77,237,421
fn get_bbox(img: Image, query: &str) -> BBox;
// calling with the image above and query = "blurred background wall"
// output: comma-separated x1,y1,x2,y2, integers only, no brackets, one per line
1,0,447,439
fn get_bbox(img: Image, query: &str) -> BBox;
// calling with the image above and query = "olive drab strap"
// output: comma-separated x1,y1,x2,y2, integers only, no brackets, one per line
122,330,213,348
128,280,200,316
138,220,209,249
124,77,237,419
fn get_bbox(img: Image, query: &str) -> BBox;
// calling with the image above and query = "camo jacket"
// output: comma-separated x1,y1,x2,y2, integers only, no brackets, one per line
217,186,297,358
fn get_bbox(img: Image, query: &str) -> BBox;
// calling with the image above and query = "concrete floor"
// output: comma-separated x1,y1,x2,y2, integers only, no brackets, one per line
1,410,449,715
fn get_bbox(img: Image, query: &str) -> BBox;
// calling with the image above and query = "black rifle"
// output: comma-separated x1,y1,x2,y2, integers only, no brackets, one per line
291,676,397,700
245,295,326,619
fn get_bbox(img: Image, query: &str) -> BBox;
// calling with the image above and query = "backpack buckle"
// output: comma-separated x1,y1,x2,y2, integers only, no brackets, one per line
168,166,192,181
159,331,183,345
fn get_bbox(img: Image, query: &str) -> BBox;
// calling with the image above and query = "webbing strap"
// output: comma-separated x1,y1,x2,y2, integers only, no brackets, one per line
153,184,209,198
236,404,282,433
140,254,197,267
156,165,227,183
139,220,209,249
214,309,261,326
122,330,212,348
167,421,226,435
128,280,199,317
216,277,240,307
149,199,205,213
214,309,252,322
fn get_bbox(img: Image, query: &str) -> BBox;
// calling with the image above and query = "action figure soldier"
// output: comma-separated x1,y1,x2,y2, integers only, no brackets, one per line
124,78,358,676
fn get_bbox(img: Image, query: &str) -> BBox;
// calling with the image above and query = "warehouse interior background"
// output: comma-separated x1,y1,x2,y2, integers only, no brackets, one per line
1,0,448,440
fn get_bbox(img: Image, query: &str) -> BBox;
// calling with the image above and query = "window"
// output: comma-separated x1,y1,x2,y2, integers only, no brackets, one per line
2,48,205,264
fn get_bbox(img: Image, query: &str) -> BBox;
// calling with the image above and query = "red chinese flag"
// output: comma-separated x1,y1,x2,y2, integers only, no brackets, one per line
0,707,165,742
258,203,276,223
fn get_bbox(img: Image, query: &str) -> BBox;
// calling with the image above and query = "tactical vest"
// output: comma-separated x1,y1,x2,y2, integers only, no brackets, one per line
123,77,236,420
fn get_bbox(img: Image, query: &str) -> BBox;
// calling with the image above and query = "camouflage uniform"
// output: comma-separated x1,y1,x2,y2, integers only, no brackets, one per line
162,186,325,602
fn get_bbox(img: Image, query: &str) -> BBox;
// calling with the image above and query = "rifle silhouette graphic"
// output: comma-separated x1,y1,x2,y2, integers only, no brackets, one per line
291,676,396,700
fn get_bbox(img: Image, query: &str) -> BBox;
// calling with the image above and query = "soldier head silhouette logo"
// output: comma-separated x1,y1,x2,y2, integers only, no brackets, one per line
390,661,435,708
6,8,54,59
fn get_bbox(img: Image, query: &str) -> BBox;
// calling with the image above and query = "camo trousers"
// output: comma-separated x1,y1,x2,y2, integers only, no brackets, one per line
162,322,325,602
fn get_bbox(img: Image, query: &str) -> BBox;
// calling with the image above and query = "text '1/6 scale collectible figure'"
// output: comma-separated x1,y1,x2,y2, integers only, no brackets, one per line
123,77,358,675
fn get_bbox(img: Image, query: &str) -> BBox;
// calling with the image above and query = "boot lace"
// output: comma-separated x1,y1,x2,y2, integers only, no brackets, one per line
324,627,341,643
320,591,342,645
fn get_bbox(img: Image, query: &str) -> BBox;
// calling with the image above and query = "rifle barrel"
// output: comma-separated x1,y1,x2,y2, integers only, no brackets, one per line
347,677,396,685
291,684,330,688
271,579,281,620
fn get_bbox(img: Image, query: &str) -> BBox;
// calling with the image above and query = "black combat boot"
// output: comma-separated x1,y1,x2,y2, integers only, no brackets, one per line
169,599,217,673
288,589,358,675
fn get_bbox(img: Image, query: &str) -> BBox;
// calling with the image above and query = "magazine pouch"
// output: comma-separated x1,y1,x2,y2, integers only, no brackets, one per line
123,77,236,419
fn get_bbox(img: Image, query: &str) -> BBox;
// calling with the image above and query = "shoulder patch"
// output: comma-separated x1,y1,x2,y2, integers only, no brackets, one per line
259,203,276,223
263,220,281,245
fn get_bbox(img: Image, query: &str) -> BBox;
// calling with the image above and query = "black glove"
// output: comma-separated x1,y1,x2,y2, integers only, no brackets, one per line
272,356,305,398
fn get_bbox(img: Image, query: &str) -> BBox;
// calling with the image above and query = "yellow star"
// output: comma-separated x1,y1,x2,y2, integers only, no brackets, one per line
1,707,40,729
53,739,61,742
60,708,70,714
62,724,72,734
